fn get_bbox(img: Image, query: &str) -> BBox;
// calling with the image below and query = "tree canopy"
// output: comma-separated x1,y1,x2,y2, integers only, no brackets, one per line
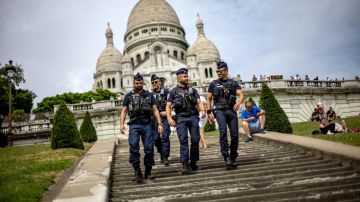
33,89,116,113
0,62,36,117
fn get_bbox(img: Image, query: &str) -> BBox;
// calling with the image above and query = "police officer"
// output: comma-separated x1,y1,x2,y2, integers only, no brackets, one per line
120,73,163,183
207,61,244,169
166,68,205,174
151,74,171,166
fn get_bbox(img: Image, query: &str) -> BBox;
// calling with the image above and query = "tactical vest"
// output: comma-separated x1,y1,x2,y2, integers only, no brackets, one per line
172,87,197,116
154,88,168,112
212,79,237,109
128,90,152,123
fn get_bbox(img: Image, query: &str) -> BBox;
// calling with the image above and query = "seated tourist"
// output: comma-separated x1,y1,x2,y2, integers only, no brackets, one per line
319,119,347,134
241,101,266,142
311,108,320,121
326,107,337,122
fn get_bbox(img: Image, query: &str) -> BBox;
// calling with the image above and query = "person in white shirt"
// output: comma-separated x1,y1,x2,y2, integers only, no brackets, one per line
199,96,208,149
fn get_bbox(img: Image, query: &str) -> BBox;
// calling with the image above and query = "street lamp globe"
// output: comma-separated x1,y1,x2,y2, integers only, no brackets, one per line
5,60,16,79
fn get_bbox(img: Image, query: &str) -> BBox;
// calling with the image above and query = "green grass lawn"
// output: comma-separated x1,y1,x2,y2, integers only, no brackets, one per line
0,143,92,202
292,116,360,147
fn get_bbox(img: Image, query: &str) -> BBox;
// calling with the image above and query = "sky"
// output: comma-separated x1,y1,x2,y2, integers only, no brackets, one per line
1,0,360,106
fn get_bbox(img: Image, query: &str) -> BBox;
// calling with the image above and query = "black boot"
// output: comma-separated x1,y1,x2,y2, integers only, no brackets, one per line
133,166,143,183
181,160,190,175
145,166,154,180
230,158,238,168
163,157,169,167
224,157,232,170
190,161,198,171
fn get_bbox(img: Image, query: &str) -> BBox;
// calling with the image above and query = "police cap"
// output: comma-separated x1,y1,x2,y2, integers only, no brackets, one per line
176,67,188,75
217,61,228,69
151,74,159,81
134,72,143,81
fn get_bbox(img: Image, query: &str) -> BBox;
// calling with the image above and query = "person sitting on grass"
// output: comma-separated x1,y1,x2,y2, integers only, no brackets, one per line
311,108,320,122
241,100,266,142
326,107,337,122
319,119,347,134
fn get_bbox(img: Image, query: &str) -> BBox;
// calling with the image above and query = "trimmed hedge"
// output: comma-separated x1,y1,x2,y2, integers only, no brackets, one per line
259,84,293,133
51,103,84,149
80,111,97,143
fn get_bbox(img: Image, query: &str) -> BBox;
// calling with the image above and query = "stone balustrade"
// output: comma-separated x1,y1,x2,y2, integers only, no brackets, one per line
1,120,52,135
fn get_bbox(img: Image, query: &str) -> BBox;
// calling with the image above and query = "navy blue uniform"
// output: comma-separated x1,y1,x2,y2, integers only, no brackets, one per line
152,89,171,160
167,86,200,163
123,90,156,168
208,79,241,161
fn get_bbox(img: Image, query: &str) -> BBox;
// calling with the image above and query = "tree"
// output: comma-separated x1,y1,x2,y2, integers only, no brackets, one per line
51,103,84,149
0,62,36,117
259,84,293,133
33,89,117,113
80,111,97,143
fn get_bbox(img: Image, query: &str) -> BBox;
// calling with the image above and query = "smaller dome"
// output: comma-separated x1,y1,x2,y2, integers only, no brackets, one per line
187,36,220,62
96,24,122,72
96,47,122,71
187,15,220,62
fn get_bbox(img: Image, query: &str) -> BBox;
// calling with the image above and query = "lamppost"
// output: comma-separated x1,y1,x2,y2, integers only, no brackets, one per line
4,60,16,147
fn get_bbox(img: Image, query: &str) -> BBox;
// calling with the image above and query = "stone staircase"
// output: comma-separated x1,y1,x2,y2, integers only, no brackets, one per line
109,135,360,201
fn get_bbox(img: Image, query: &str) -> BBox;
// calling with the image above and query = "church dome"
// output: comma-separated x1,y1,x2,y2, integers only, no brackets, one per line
96,24,122,72
126,0,182,33
187,15,220,62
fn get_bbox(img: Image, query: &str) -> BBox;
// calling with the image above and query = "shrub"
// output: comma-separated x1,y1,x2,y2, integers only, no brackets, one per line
204,120,216,132
80,111,97,143
259,84,293,133
51,103,84,149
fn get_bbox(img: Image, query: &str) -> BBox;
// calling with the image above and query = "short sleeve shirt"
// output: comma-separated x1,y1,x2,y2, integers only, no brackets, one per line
208,79,241,93
241,106,262,124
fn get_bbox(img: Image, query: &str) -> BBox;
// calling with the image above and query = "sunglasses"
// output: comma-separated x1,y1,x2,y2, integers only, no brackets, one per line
151,81,159,84
216,69,226,73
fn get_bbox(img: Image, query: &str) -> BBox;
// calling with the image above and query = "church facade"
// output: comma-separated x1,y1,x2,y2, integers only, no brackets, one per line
93,0,222,94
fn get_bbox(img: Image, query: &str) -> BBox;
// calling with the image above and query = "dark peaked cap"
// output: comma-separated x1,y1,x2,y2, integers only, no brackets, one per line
176,67,188,75
134,73,143,81
217,61,228,69
151,74,159,81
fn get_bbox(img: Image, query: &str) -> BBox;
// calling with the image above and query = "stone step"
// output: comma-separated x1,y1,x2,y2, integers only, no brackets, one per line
109,136,360,201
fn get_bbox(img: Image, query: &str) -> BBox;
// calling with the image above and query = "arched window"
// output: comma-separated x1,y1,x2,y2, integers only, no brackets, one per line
144,51,149,59
173,50,178,58
181,52,184,60
131,58,134,67
112,78,116,88
209,68,213,78
107,79,111,88
136,54,141,63
121,78,123,88
205,68,208,78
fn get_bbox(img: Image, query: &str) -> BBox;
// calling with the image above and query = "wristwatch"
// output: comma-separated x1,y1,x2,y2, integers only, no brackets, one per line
158,123,163,126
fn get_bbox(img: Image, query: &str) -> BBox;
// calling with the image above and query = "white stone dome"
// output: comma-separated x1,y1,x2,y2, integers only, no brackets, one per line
187,15,220,62
126,0,182,33
96,24,122,72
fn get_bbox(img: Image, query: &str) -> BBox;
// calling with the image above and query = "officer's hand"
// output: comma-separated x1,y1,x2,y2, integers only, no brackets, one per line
120,125,126,135
160,111,167,117
208,113,215,122
158,125,164,136
233,103,241,112
168,118,176,127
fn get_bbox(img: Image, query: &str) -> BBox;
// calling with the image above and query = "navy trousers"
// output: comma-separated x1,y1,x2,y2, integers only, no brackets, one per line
176,115,200,162
128,123,154,167
215,109,239,160
153,117,171,158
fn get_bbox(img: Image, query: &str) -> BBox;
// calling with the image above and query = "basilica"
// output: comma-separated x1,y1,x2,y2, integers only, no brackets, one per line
93,0,223,94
